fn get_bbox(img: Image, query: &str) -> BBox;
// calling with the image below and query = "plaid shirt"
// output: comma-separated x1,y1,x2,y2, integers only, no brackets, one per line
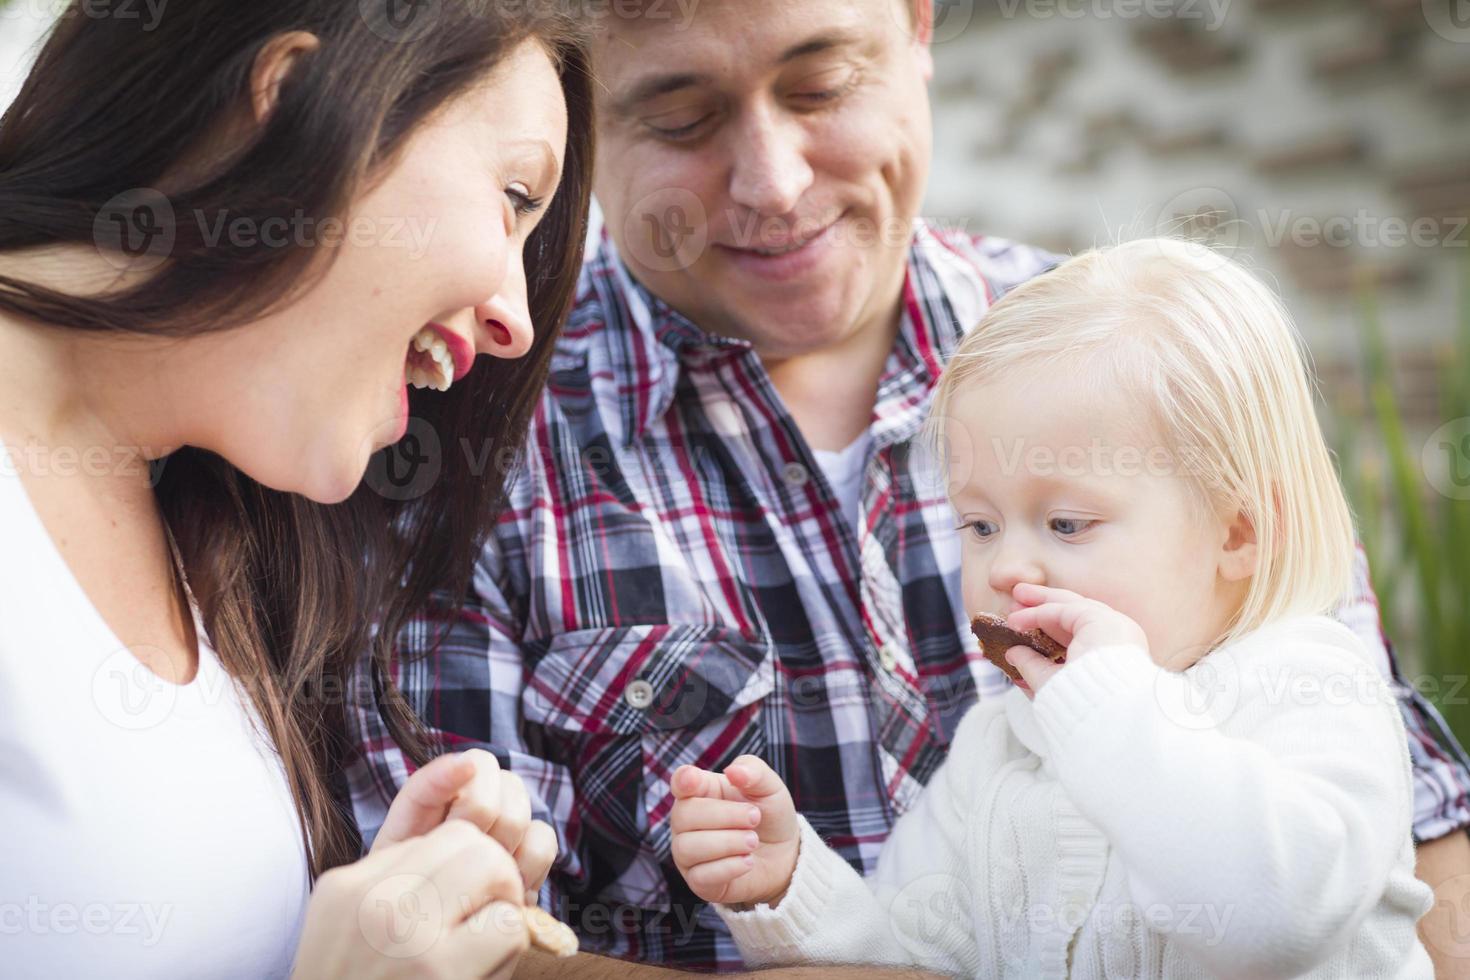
349,222,1470,972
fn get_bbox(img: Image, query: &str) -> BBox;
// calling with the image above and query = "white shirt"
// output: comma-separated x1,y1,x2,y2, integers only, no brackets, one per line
720,616,1436,979
811,432,872,531
0,441,309,978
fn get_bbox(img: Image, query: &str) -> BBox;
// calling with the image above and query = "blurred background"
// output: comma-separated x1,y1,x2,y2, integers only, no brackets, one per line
922,0,1470,747
2,0,1466,745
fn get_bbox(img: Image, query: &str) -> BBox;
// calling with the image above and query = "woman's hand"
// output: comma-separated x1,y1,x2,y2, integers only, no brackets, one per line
291,819,531,979
670,755,801,909
372,749,557,906
1003,583,1148,697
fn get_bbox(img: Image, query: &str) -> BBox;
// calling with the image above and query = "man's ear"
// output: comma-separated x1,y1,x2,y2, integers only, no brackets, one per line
250,31,321,125
1218,508,1259,583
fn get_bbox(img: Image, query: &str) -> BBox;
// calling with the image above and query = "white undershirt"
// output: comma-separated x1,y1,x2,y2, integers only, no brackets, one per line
811,431,873,531
0,441,309,979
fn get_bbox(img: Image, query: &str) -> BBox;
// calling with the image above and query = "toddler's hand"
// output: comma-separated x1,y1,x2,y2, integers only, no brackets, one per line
670,755,800,909
1004,583,1148,696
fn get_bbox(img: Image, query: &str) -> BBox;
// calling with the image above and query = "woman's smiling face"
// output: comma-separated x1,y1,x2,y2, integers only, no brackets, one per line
175,39,568,504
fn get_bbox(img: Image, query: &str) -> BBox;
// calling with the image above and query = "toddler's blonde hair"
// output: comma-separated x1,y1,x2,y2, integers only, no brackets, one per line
928,238,1355,646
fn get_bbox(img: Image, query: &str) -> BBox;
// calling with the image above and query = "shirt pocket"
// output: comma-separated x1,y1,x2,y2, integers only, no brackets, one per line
522,623,775,913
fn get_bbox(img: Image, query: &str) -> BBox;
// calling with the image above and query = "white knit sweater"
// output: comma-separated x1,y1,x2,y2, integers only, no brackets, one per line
719,616,1435,978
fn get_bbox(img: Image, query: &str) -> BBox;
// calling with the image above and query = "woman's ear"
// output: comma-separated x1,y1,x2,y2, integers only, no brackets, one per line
250,31,321,125
1218,508,1259,583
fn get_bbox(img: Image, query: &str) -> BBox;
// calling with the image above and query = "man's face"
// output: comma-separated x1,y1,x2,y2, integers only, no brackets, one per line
592,0,934,361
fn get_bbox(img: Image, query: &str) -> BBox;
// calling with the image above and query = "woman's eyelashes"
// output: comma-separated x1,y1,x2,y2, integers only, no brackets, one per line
506,182,545,218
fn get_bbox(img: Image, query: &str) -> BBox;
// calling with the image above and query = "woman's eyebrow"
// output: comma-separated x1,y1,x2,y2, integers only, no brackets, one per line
502,139,561,186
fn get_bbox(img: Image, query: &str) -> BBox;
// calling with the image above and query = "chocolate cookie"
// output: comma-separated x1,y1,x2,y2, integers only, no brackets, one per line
969,612,1067,685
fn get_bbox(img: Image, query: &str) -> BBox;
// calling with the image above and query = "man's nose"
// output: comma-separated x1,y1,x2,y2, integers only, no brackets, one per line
728,101,814,220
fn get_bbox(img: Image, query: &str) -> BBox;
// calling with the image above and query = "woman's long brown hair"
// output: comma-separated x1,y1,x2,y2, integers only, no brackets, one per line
0,1,594,876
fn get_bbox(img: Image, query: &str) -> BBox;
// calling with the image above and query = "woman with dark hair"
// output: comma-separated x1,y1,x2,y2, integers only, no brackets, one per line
0,1,593,976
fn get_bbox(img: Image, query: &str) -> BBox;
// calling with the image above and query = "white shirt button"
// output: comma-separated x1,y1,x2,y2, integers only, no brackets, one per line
624,679,655,710
878,643,900,672
781,462,810,487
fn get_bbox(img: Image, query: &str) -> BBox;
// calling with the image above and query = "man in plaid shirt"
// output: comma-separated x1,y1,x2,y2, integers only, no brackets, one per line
350,0,1470,974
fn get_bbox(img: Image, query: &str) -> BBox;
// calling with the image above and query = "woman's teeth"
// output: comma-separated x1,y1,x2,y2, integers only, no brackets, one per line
408,327,455,392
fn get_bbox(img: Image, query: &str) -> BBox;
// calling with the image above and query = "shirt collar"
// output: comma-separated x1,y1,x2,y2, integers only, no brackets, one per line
591,220,987,448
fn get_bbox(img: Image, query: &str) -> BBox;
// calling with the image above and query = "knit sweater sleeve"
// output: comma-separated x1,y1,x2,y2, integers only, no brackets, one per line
1031,617,1420,979
717,699,1012,974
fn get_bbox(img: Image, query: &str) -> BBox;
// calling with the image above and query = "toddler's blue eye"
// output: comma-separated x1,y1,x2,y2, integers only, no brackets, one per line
1051,518,1094,536
960,520,998,540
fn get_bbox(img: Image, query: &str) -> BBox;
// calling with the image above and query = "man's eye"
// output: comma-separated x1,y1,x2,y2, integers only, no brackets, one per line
646,114,712,142
1050,518,1096,537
